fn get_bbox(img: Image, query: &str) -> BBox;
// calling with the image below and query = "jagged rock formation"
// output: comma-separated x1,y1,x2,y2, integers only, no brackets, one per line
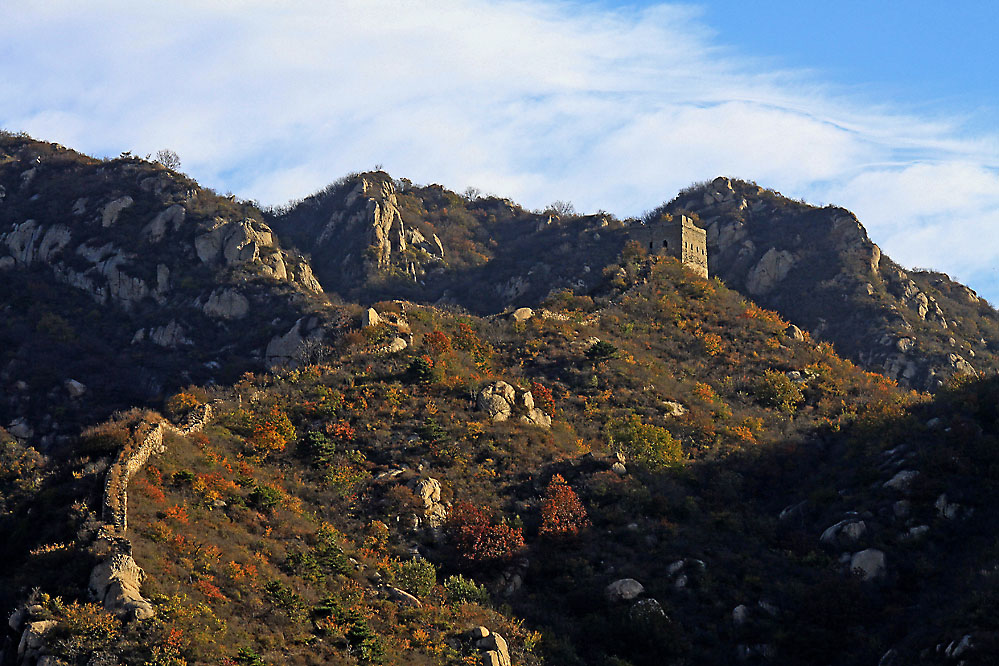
660,177,999,390
270,172,627,309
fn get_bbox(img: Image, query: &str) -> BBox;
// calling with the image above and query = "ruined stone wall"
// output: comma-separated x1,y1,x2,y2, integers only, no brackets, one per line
91,403,214,620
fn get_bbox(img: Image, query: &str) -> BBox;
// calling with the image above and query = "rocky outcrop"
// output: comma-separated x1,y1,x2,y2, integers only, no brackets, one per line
605,578,645,602
476,381,551,428
203,288,250,319
746,248,796,295
101,196,133,227
142,204,186,242
850,548,886,581
470,628,511,666
477,381,516,422
415,477,448,528
666,178,999,392
265,316,327,367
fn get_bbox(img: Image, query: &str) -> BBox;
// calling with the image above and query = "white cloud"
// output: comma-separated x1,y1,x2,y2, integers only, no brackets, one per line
2,0,998,301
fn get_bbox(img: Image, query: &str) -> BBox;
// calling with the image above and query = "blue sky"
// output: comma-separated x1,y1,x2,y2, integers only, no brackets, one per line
2,1,998,302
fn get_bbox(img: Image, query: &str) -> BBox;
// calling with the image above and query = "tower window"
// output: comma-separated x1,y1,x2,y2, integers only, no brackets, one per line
649,241,653,250
662,240,668,249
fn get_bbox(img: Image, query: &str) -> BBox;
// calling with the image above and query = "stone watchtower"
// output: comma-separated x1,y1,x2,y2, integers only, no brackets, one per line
636,214,708,278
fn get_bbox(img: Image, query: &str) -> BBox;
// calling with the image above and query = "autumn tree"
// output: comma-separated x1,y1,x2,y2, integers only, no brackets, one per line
539,474,590,538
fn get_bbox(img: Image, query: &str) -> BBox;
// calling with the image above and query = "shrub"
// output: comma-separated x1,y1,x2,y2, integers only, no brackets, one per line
424,330,453,355
586,341,619,363
531,381,556,418
447,502,525,565
443,574,490,605
755,370,804,414
606,413,683,470
302,430,336,469
539,474,590,538
248,484,283,511
48,600,122,662
165,392,202,420
78,420,132,455
393,558,437,597
246,406,296,454
407,356,438,384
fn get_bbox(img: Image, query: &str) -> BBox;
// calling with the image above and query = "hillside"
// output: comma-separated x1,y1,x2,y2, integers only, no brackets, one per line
0,135,345,442
9,250,999,665
268,173,626,311
272,173,999,392
4,133,999,666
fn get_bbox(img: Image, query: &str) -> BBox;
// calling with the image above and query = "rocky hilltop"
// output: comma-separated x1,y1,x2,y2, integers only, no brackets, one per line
270,172,627,310
656,177,998,390
0,136,344,441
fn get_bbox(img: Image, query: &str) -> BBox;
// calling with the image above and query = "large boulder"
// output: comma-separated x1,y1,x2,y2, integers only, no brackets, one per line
143,204,186,242
101,196,133,227
415,477,448,528
265,317,325,367
477,381,516,422
605,578,645,602
17,619,57,661
476,632,511,666
850,549,886,581
820,519,867,547
89,552,155,620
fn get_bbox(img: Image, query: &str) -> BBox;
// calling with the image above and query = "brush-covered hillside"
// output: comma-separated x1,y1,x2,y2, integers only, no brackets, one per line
5,132,999,666
8,246,999,666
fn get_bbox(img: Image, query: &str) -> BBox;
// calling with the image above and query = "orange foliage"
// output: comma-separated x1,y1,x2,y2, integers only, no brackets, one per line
530,381,556,418
447,502,525,564
195,577,227,603
163,504,190,524
247,406,296,454
424,330,453,355
539,474,590,538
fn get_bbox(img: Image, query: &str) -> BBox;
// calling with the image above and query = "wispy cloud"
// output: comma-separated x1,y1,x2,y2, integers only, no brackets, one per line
2,0,998,300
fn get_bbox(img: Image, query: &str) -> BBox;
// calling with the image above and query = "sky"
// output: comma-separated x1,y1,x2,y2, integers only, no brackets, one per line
2,1,998,302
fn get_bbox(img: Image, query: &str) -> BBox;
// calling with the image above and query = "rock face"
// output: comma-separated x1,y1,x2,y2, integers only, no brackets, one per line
746,247,796,295
265,317,327,367
101,196,133,227
477,381,516,422
476,632,511,666
89,551,155,620
203,288,250,319
272,173,447,293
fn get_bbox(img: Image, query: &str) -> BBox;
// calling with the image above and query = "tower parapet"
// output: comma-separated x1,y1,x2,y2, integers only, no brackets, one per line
635,214,708,278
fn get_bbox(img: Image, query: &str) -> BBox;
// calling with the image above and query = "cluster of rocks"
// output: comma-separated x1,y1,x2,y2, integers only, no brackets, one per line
476,381,551,429
5,603,59,666
360,306,413,355
469,626,511,666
